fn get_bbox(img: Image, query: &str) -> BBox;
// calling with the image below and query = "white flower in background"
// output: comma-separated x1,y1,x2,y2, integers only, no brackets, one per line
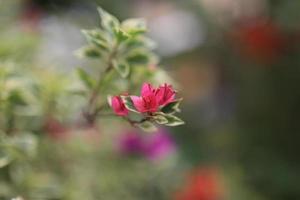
36,16,84,70
198,0,267,23
11,197,24,200
133,1,205,56
148,9,205,56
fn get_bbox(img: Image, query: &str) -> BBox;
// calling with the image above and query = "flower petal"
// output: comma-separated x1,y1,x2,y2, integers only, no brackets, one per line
111,96,128,116
131,95,146,112
141,82,155,97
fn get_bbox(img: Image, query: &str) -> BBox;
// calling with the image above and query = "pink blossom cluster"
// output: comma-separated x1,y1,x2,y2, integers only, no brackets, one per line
111,83,176,116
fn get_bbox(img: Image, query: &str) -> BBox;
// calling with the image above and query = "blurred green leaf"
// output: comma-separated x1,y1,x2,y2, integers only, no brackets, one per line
76,46,102,58
7,89,26,106
77,68,96,90
121,18,147,36
9,133,38,157
126,51,150,65
163,114,185,126
137,121,157,132
153,112,168,124
112,60,130,78
116,29,130,43
161,98,182,114
98,7,120,35
81,30,109,50
0,150,11,168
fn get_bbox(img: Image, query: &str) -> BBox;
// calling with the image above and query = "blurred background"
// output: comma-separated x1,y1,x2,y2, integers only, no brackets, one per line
1,0,300,199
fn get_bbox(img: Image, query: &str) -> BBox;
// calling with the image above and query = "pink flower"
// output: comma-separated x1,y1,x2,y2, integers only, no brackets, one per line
111,96,129,116
155,83,176,106
141,83,156,96
131,83,159,113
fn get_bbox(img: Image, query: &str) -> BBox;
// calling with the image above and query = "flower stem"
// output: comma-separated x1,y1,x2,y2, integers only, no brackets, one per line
84,43,119,124
123,117,150,127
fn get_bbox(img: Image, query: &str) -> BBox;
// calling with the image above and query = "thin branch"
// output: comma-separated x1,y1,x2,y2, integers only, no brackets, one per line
123,117,150,127
84,43,119,124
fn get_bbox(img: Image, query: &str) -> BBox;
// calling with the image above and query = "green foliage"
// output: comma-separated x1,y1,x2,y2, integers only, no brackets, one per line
136,121,158,132
0,5,184,199
161,98,183,114
76,7,182,130
76,68,96,89
112,60,130,78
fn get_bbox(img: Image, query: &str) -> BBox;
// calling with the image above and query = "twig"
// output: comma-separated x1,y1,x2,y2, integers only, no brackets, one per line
123,117,150,127
84,43,119,124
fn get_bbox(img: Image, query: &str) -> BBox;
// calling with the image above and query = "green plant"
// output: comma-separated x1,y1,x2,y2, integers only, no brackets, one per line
76,8,184,131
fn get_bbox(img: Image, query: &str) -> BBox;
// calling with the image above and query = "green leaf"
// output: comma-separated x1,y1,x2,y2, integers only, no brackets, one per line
164,114,185,126
76,68,95,89
161,98,183,114
137,121,157,132
121,96,139,113
81,30,109,50
112,60,130,78
10,133,38,157
81,29,106,41
153,112,168,124
0,150,11,168
8,89,26,105
126,51,149,65
123,37,156,53
116,29,130,43
121,18,147,36
76,46,102,58
98,7,120,34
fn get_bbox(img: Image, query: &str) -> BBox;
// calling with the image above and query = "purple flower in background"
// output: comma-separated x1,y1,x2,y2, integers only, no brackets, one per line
117,128,176,161
143,129,176,160
118,131,144,155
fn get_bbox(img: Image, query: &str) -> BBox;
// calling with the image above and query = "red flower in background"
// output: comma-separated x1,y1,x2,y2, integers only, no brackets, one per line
44,117,69,140
232,19,286,63
175,167,224,200
20,1,43,31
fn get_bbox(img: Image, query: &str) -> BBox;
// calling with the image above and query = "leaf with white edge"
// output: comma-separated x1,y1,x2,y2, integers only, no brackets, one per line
153,112,168,124
121,96,139,113
161,98,183,114
137,121,157,132
11,197,24,200
98,7,120,34
164,114,185,126
81,29,106,41
126,51,150,65
107,95,112,107
121,18,147,36
76,46,102,58
0,151,11,168
77,68,96,89
112,60,130,78
81,30,109,50
116,29,130,43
